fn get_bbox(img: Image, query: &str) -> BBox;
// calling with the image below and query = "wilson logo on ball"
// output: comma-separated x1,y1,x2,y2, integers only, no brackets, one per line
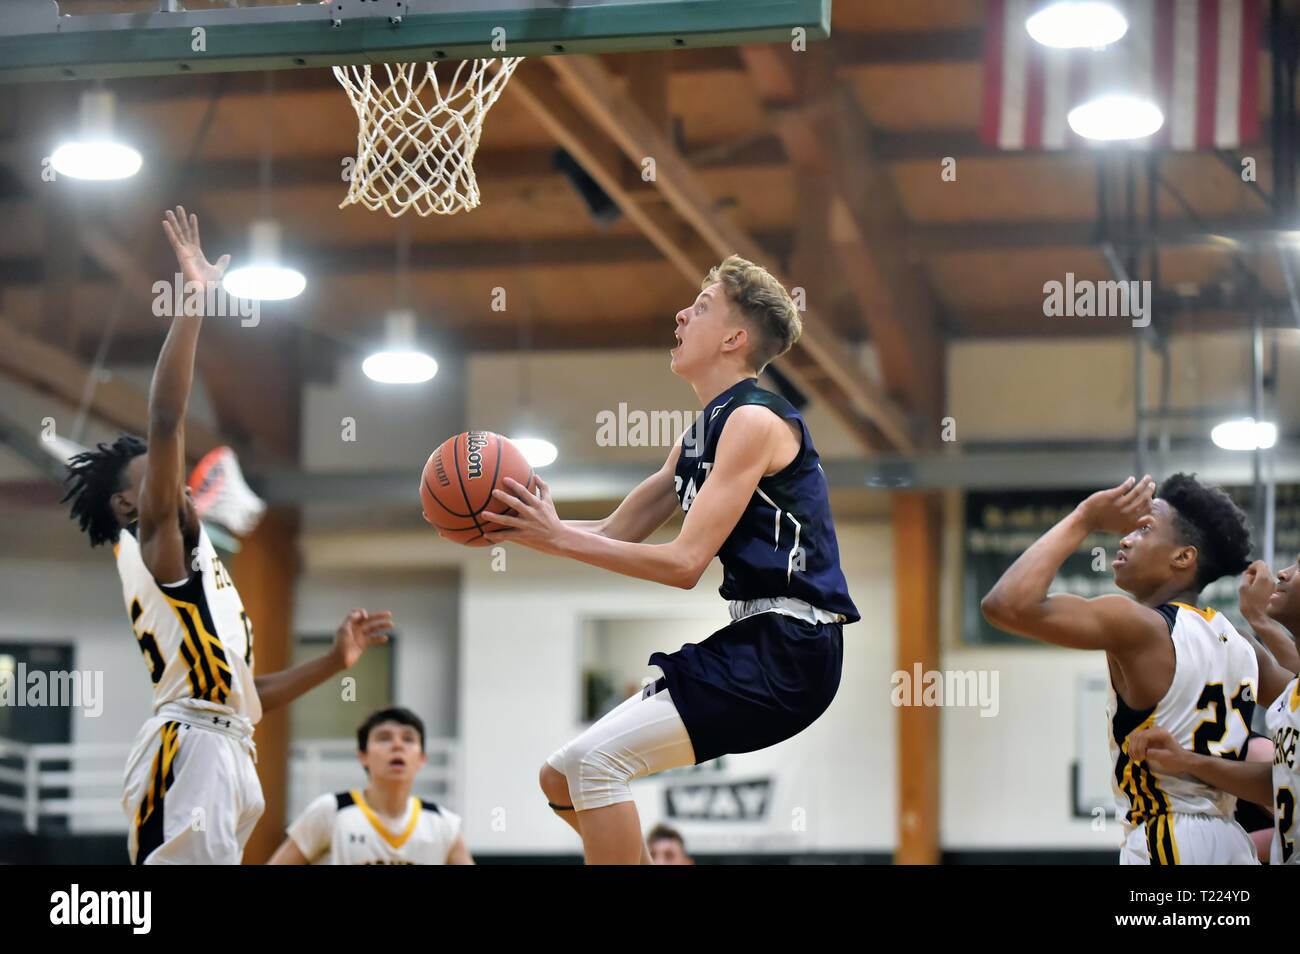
465,432,490,479
421,432,537,547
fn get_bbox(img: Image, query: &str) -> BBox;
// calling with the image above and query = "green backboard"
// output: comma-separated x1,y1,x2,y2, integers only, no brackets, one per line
0,0,832,83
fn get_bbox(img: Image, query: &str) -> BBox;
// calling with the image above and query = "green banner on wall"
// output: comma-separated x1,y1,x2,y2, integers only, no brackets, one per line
963,485,1300,646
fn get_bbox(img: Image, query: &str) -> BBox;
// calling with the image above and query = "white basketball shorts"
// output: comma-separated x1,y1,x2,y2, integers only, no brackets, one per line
1120,813,1260,865
122,707,264,865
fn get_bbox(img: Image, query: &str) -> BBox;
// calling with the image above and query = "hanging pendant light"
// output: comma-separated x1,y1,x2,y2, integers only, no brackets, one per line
1211,418,1277,451
51,89,143,180
362,223,436,383
1068,94,1164,141
510,250,558,468
220,72,306,302
363,309,438,384
1065,18,1164,142
1026,1,1128,50
221,219,306,301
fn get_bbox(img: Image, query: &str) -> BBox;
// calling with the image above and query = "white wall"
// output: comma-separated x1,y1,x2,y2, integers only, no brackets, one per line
0,553,152,748
938,646,1118,851
291,568,460,739
948,332,1300,442
301,360,466,473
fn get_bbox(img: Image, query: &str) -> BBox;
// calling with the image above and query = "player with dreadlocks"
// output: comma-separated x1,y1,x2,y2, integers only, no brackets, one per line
981,473,1259,864
64,208,393,864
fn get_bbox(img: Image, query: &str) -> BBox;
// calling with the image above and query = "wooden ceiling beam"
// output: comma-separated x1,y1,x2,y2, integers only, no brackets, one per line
0,313,222,457
509,63,718,286
541,53,912,452
741,43,944,430
0,127,297,462
0,213,1282,293
70,297,872,367
54,301,1300,380
153,138,788,193
904,218,1276,254
303,231,794,275
74,217,299,463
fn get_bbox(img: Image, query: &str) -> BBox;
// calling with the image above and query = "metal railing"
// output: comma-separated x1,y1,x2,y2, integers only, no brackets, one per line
284,737,459,823
0,736,459,835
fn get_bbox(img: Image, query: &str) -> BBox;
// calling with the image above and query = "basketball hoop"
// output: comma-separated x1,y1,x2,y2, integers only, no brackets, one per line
334,57,524,217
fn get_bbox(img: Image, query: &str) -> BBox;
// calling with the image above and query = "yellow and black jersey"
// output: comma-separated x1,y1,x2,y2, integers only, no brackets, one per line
288,791,462,865
114,523,260,722
1266,676,1300,864
1109,601,1259,832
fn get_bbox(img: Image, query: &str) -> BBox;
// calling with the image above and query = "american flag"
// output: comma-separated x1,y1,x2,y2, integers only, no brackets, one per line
982,0,1263,150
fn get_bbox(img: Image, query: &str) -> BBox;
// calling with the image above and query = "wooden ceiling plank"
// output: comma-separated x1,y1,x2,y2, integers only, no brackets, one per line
742,44,944,427
509,64,713,284
542,54,912,452
0,313,222,457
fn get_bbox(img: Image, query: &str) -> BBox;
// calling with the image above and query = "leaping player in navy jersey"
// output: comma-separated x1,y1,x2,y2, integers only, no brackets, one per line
481,255,859,864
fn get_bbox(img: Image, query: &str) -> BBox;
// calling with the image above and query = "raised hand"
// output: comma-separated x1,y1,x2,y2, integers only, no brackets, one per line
162,206,231,288
1238,560,1276,624
1076,475,1156,535
332,609,393,670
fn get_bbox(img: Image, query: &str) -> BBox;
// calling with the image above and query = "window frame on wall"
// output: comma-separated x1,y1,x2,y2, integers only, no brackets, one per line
287,632,398,743
576,613,726,723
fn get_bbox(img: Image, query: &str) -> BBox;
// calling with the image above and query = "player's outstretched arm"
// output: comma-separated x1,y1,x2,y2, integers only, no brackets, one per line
1129,726,1274,808
137,207,231,584
445,833,475,865
1238,561,1299,705
981,476,1165,652
567,443,682,543
254,610,392,713
482,406,777,588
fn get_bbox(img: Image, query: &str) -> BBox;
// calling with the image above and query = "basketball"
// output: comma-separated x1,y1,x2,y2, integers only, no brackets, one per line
420,431,538,546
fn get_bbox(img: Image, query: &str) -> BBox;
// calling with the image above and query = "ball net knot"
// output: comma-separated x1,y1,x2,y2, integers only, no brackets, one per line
334,57,524,217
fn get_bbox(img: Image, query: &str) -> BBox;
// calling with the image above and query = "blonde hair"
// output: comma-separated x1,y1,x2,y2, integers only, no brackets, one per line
703,255,802,373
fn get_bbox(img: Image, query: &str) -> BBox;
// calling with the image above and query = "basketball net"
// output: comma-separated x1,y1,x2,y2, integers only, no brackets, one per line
334,57,524,217
188,446,267,538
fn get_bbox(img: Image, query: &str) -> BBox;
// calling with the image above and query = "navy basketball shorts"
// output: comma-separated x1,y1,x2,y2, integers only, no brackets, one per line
648,608,844,764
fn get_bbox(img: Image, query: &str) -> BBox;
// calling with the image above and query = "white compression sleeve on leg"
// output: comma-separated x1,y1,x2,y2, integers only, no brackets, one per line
557,686,696,812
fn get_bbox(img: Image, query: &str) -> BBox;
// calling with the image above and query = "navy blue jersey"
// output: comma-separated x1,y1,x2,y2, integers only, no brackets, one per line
673,378,859,623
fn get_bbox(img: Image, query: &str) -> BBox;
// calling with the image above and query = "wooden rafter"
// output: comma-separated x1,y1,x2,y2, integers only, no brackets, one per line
741,43,944,430
530,55,914,452
0,314,222,457
0,213,1279,291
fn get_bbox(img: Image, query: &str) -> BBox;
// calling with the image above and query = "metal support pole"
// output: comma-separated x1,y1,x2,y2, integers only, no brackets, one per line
1146,153,1166,475
1251,303,1269,558
1135,324,1148,478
